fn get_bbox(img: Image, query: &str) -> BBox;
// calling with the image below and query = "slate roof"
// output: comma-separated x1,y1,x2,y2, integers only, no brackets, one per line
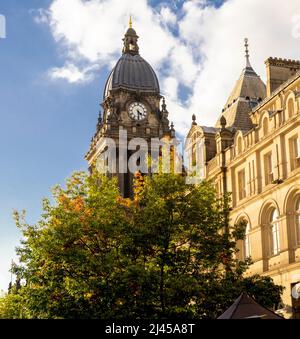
224,66,266,109
201,126,219,134
218,293,283,319
216,63,266,132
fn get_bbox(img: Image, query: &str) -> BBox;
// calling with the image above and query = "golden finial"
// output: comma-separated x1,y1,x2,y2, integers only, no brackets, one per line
129,15,133,29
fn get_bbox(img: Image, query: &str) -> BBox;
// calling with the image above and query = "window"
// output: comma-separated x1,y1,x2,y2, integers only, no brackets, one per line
248,161,256,196
263,117,269,136
190,137,204,170
238,169,246,200
270,209,280,255
237,137,242,154
191,144,196,166
252,160,256,194
244,222,251,258
264,152,273,185
288,98,295,118
296,198,300,246
290,136,300,171
248,162,252,195
215,180,221,197
192,132,200,142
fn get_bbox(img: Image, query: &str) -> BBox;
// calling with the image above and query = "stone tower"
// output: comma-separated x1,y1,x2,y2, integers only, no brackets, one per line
86,20,173,197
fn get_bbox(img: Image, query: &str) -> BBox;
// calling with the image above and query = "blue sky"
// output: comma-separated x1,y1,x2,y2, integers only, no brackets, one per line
0,0,299,291
0,0,110,291
0,0,228,291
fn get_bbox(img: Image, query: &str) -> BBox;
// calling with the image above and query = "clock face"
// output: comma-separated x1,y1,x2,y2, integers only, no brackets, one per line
128,102,147,121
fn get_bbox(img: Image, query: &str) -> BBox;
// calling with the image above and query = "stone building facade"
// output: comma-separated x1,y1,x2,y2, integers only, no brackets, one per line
186,40,300,318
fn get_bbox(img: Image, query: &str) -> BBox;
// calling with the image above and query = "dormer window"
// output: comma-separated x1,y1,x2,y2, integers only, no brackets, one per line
263,117,269,136
237,137,243,154
288,98,295,118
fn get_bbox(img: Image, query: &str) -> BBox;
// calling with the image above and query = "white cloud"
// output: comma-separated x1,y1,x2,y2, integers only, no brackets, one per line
181,0,300,127
162,76,179,101
292,14,300,39
39,0,300,135
49,63,99,83
159,6,177,27
33,8,50,25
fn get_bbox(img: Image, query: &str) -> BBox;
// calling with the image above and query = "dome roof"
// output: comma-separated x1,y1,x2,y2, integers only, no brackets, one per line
103,22,160,99
104,53,160,99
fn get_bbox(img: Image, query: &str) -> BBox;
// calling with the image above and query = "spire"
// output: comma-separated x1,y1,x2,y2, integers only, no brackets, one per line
162,97,168,112
220,115,226,129
244,38,251,68
129,15,133,29
97,111,103,130
171,122,175,137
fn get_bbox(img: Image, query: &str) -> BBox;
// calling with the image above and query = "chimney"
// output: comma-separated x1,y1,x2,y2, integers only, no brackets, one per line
265,57,300,97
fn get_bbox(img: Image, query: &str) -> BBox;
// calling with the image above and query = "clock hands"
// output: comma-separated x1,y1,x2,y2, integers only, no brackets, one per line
136,109,143,120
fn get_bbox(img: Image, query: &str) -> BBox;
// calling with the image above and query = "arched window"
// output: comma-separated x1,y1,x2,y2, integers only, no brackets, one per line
244,222,251,258
270,209,280,255
295,198,300,246
288,98,294,118
191,144,196,166
237,137,242,154
263,117,268,136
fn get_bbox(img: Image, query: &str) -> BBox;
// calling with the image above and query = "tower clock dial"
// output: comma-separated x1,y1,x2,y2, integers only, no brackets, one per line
128,102,147,121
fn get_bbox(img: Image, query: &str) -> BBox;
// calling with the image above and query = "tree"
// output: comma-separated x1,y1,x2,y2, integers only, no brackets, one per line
0,170,283,319
0,292,24,319
129,172,282,318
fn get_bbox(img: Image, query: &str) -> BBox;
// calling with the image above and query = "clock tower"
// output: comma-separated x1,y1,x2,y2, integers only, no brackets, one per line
86,20,174,197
